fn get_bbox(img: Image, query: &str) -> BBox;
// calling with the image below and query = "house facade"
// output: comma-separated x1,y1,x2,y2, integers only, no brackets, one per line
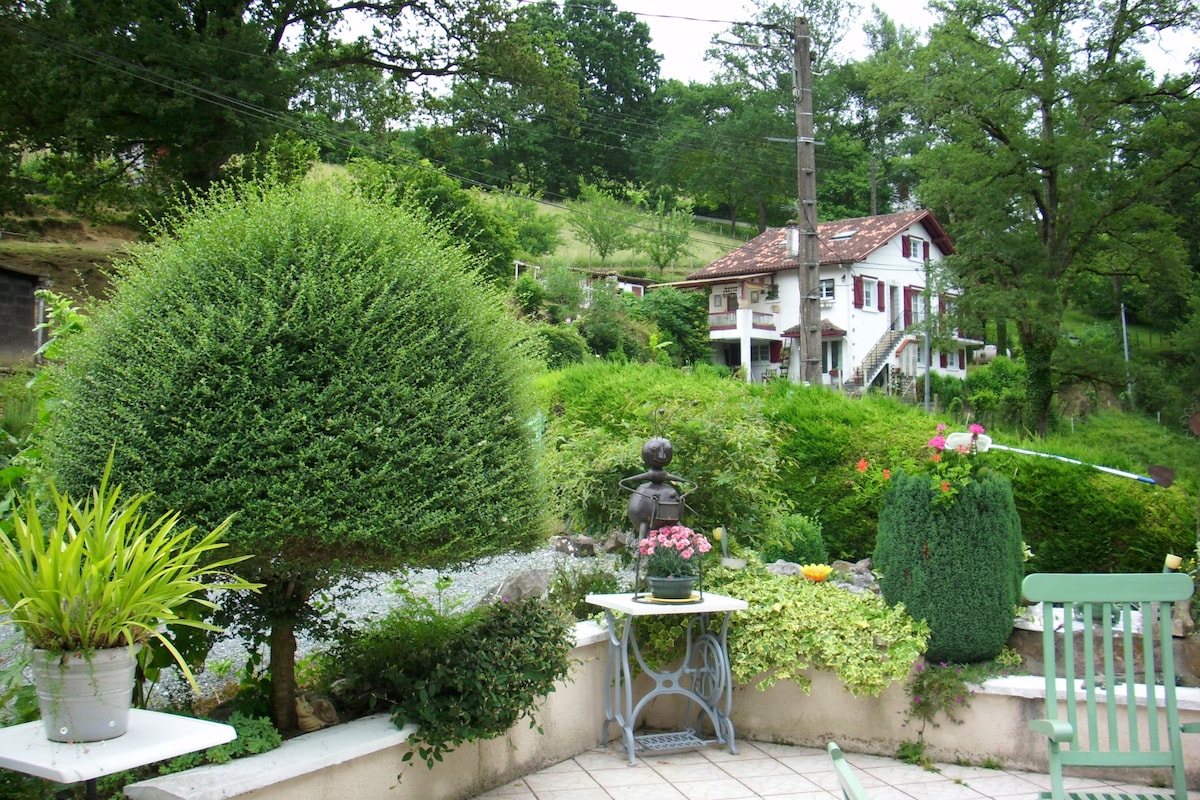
661,210,979,393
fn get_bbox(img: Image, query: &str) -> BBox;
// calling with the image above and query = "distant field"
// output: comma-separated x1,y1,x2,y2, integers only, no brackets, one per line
522,201,752,282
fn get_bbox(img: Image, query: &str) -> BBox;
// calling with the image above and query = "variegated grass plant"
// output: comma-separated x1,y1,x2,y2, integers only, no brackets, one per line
0,458,260,692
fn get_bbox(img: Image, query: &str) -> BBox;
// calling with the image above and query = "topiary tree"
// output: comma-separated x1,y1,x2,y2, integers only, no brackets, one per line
874,471,1024,663
46,179,547,731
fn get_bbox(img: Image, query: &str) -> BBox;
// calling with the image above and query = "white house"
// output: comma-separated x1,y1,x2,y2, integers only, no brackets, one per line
659,210,980,392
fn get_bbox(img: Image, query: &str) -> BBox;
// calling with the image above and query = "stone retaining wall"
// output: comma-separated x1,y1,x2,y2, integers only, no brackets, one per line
125,622,1200,800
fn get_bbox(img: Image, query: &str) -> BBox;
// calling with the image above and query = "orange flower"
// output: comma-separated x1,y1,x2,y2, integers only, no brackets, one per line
882,469,891,480
856,458,869,473
931,453,942,463
940,481,950,492
802,564,833,582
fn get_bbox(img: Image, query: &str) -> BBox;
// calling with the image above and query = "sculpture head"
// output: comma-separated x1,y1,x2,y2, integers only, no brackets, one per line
641,437,673,469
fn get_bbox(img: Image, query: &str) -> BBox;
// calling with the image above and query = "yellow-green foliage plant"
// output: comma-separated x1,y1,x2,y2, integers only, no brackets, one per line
0,458,260,691
637,563,929,696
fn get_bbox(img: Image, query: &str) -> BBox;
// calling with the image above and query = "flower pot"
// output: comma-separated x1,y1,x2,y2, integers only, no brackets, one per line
33,646,138,742
648,576,697,600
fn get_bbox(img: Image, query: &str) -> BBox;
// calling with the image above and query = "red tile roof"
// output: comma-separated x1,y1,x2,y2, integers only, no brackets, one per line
686,210,954,281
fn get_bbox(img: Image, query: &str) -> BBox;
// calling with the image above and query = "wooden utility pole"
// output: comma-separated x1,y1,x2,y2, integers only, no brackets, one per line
794,17,821,384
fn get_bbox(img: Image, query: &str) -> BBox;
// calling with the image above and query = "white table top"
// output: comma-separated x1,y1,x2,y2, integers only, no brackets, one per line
0,709,236,783
586,591,748,616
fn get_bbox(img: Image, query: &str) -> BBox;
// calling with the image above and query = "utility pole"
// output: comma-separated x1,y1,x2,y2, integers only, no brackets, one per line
794,17,820,385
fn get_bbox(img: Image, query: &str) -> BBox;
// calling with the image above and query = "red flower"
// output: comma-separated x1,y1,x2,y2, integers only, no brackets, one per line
856,458,869,473
882,469,891,480
940,481,950,492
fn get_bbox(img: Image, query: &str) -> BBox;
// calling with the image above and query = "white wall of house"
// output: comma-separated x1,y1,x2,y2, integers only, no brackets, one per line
760,221,970,388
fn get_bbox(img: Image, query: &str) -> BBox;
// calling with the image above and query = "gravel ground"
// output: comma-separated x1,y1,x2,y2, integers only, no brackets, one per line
1,546,633,708
152,546,633,705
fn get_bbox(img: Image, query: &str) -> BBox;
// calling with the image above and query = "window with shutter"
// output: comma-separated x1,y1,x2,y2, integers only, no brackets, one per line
940,352,948,368
923,241,931,261
901,236,911,258
877,280,886,311
853,276,864,308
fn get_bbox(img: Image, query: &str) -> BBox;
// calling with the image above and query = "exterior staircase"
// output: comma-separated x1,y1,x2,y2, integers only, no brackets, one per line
855,325,906,389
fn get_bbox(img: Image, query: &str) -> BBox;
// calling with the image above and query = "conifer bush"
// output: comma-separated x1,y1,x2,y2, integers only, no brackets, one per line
874,471,1024,663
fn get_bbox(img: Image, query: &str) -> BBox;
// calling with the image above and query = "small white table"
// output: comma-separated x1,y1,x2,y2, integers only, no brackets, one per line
587,591,748,765
0,709,236,799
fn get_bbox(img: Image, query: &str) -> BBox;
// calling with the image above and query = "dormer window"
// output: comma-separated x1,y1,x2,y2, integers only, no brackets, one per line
901,235,931,261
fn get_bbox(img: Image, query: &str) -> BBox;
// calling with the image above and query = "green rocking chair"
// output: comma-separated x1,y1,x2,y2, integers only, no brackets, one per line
828,742,873,800
1023,572,1197,800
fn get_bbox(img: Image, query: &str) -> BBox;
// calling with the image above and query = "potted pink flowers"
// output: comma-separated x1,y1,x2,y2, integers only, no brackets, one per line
639,525,712,600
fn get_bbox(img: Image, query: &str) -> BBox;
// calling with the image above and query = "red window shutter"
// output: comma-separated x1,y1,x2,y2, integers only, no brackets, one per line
959,349,966,368
940,352,948,368
903,287,914,327
770,340,782,362
853,276,864,308
901,236,911,258
923,241,931,261
877,280,886,311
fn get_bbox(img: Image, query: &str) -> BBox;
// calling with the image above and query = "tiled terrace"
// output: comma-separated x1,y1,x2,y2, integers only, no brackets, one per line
473,740,1200,800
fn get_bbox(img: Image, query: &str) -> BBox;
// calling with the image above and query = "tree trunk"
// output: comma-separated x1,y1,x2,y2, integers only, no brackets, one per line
1021,331,1058,437
270,620,299,734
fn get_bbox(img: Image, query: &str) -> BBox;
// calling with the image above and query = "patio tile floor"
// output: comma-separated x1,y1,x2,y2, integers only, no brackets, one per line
471,741,1200,800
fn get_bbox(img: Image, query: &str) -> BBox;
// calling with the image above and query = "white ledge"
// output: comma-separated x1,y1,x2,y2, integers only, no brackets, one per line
124,714,414,800
980,675,1200,711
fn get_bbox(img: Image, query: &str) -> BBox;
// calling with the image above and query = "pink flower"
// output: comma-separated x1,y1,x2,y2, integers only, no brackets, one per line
968,423,985,435
928,435,947,451
936,423,947,432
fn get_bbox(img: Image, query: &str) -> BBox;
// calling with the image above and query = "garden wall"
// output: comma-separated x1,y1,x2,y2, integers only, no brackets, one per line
125,622,1200,800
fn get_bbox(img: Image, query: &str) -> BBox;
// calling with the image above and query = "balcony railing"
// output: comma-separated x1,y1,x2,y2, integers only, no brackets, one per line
708,310,775,331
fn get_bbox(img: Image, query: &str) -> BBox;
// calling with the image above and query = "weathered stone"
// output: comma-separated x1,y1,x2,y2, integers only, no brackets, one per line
766,560,802,576
485,568,550,603
551,535,597,558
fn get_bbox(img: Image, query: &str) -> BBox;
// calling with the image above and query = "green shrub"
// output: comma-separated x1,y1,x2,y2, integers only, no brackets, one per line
761,385,932,559
759,513,829,565
534,322,590,369
992,450,1196,573
538,362,784,540
45,178,547,728
874,472,1024,663
317,596,573,767
548,561,622,620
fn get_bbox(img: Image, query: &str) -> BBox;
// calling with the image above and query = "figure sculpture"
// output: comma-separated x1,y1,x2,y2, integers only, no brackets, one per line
619,437,696,542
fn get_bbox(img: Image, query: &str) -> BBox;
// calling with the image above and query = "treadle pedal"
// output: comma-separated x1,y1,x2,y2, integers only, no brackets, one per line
633,731,708,752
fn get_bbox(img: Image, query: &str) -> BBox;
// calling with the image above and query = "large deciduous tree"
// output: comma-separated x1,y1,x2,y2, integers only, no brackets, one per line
905,0,1200,435
0,0,556,203
413,0,661,197
46,179,546,732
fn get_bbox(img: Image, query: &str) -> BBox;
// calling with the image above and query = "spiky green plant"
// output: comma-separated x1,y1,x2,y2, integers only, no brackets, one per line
0,458,260,691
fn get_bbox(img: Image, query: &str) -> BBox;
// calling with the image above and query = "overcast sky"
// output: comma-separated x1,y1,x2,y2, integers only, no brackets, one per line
613,0,1192,82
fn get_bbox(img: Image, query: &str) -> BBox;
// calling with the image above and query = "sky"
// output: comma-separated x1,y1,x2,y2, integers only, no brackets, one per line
613,0,1193,82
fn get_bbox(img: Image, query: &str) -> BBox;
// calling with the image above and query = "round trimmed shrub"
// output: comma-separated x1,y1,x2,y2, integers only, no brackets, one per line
45,179,546,728
49,180,545,569
873,471,1024,663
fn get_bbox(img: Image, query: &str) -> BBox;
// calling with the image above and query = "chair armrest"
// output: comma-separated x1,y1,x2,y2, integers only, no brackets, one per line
1030,718,1075,743
1182,722,1200,735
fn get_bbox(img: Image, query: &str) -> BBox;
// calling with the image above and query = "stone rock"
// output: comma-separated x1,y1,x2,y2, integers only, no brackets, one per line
485,568,550,603
766,560,802,577
551,535,597,558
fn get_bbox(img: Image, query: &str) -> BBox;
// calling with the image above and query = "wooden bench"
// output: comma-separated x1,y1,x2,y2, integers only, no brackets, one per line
1024,572,1198,800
